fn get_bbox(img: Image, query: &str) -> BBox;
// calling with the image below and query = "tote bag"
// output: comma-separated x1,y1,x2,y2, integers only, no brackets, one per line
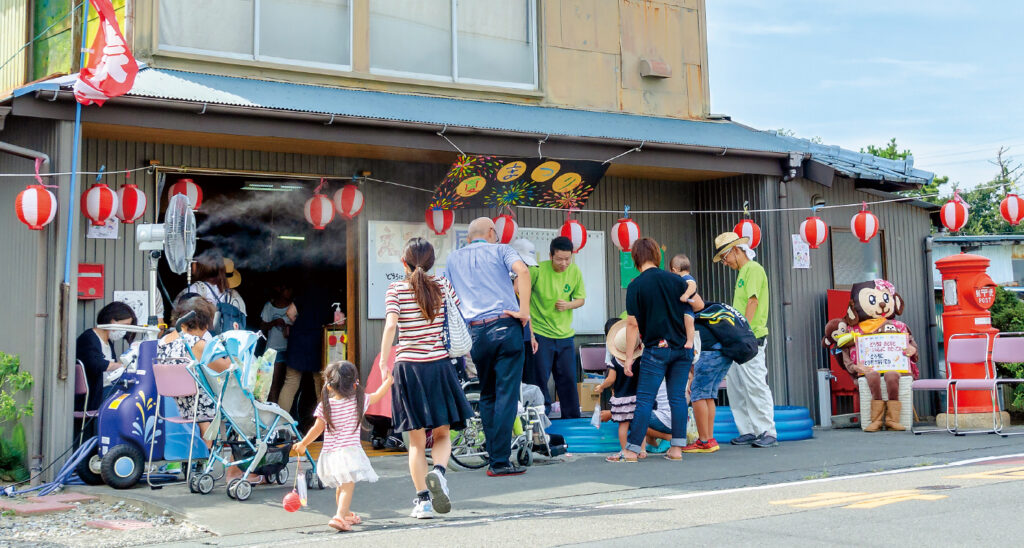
442,282,473,358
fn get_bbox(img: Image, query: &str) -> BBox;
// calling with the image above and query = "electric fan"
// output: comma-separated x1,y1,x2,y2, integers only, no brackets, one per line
135,194,197,324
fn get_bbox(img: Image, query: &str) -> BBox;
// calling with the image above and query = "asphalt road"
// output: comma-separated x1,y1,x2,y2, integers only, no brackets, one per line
133,429,1024,547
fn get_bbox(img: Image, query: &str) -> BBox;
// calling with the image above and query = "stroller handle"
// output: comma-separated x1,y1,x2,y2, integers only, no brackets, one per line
174,311,197,333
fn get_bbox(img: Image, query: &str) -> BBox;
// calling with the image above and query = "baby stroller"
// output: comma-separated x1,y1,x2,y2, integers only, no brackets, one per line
186,329,322,501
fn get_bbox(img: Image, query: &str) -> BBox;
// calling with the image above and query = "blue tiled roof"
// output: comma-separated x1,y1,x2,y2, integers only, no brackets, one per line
14,67,933,185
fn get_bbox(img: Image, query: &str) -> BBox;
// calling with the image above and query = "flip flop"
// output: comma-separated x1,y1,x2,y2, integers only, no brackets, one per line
344,513,362,525
605,453,638,463
329,518,352,532
639,451,648,460
664,454,683,461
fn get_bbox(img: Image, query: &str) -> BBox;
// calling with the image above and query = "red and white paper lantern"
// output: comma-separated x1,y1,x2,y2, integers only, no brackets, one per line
425,208,454,236
15,185,58,230
799,216,828,249
304,194,335,230
115,183,147,224
493,214,518,244
850,208,879,243
81,182,119,226
611,218,641,252
168,178,202,210
333,184,364,221
560,219,588,252
733,219,762,249
940,197,969,232
999,193,1024,226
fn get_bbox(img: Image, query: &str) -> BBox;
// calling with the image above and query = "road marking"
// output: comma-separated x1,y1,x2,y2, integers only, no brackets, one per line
771,490,947,509
945,466,1024,480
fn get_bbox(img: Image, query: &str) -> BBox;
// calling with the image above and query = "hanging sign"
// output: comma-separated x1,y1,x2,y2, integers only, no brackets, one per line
429,155,608,210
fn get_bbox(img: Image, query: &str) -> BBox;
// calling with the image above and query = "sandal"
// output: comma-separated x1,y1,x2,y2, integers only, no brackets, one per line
329,518,352,532
664,454,683,461
344,513,362,525
605,453,638,463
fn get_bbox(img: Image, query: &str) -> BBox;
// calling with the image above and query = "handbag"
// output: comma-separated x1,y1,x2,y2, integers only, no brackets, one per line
441,281,473,358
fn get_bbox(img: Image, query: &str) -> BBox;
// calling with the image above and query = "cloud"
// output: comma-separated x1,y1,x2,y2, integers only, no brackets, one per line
709,21,816,36
818,76,889,89
862,58,978,79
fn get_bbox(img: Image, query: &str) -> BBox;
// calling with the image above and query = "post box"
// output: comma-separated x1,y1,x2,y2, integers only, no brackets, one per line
934,253,998,413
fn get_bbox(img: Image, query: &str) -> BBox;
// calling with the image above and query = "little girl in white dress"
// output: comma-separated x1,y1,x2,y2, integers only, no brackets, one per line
294,361,393,531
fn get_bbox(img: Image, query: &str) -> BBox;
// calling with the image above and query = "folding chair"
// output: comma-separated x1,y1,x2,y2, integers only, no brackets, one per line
982,332,1024,437
73,361,99,447
943,333,994,435
148,363,216,487
578,344,608,375
910,333,991,434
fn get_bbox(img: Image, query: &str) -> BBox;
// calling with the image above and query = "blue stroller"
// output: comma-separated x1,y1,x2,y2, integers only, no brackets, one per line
186,329,322,501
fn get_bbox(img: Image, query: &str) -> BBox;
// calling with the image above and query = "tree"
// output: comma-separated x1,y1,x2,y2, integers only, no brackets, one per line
861,138,911,160
953,147,1023,235
862,138,947,205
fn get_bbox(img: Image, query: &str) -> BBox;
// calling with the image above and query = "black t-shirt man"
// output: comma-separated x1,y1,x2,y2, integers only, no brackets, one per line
625,268,690,348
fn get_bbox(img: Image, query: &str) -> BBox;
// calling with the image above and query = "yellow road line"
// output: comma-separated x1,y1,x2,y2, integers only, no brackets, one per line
945,466,1024,480
772,490,947,509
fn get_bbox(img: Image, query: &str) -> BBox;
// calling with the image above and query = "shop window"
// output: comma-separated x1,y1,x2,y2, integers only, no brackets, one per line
830,228,886,288
370,0,538,89
159,0,352,70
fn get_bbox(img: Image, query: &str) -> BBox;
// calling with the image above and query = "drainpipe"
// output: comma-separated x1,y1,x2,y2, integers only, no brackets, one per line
0,141,49,485
776,178,794,406
923,235,941,381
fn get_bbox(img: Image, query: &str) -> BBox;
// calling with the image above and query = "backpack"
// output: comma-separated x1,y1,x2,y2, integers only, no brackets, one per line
205,283,247,335
695,302,758,364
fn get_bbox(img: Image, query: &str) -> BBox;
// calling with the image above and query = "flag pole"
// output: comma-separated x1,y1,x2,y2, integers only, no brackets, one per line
64,0,90,283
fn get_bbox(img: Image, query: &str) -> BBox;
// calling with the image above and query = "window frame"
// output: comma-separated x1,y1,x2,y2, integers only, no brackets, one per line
828,227,888,290
156,0,355,72
367,0,539,90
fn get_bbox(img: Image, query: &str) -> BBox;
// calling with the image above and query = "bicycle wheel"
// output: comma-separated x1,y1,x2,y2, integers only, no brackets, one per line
449,417,488,470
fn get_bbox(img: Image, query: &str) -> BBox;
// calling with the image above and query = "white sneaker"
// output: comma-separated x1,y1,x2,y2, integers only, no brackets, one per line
410,498,434,519
425,470,451,514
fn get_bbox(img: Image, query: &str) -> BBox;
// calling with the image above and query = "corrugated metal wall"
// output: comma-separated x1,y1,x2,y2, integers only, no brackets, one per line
0,0,29,92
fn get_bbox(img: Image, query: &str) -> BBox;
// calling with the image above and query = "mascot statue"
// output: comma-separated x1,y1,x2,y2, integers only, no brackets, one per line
822,279,918,432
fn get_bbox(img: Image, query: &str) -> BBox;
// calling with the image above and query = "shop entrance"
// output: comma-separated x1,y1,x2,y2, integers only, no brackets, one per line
157,172,354,430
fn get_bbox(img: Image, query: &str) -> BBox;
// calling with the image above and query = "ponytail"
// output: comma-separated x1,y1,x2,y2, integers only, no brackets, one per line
409,266,443,323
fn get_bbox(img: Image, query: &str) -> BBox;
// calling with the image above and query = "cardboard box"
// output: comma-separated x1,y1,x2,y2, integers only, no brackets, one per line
578,380,603,413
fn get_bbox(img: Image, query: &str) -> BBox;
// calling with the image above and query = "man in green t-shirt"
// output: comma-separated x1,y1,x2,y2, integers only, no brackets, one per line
713,231,777,448
529,236,586,418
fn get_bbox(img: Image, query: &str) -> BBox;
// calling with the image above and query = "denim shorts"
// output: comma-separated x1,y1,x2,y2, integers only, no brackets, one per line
690,349,732,401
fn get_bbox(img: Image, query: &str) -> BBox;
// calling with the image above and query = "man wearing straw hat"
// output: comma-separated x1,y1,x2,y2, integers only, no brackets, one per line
712,232,777,448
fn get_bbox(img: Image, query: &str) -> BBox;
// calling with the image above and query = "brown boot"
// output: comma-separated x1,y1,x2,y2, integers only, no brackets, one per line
864,400,885,432
884,400,906,431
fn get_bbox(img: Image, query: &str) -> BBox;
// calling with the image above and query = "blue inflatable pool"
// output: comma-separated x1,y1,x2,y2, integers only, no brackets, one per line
546,405,814,453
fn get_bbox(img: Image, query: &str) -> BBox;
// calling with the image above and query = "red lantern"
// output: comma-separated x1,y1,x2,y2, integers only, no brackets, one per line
304,194,335,230
15,185,58,230
493,214,518,244
850,206,879,243
1000,193,1024,226
333,184,364,220
940,196,969,232
169,178,202,210
81,182,118,226
611,218,640,252
425,208,454,236
115,183,147,224
560,219,588,252
800,216,827,249
733,219,762,249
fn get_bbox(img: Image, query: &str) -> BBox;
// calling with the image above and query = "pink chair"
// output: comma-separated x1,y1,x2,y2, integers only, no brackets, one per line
960,332,1024,437
73,361,99,446
148,362,214,487
578,344,608,374
911,333,993,434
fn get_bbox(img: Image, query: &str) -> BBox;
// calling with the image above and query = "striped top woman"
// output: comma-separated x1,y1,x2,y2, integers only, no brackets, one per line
379,237,475,520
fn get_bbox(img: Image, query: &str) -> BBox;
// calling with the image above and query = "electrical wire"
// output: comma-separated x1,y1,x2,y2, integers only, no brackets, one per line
0,3,80,75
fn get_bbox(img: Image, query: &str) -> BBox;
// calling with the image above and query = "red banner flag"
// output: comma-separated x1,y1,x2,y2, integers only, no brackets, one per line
73,0,138,106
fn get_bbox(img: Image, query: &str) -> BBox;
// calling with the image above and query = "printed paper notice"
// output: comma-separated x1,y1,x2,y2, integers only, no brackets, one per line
856,333,910,373
792,234,810,269
87,216,119,239
113,290,149,324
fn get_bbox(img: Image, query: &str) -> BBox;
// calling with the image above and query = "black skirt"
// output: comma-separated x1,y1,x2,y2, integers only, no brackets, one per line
391,358,475,433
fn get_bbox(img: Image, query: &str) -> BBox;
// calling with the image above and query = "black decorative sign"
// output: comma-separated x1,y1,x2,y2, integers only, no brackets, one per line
429,155,608,210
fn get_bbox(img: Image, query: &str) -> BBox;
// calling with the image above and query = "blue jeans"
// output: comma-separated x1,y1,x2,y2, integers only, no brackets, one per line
469,317,524,467
625,346,692,453
690,349,732,401
533,335,580,418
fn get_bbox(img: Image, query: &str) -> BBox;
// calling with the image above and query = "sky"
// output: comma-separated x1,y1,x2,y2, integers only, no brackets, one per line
705,0,1024,190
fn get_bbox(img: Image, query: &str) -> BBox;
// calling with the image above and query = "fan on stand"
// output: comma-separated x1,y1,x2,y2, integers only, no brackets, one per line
135,195,197,326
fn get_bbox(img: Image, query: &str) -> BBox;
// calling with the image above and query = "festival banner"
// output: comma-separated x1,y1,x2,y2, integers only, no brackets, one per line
73,0,138,106
429,155,608,210
855,333,910,373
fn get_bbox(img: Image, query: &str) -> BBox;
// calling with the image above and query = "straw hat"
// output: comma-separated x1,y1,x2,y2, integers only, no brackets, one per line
712,232,750,263
223,258,242,289
606,319,643,363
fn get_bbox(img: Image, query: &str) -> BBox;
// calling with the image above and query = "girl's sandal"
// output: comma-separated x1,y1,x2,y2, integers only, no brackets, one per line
606,453,638,463
344,513,362,525
329,518,352,532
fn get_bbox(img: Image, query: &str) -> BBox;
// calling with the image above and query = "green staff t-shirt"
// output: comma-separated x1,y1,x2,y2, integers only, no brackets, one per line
529,260,586,339
733,260,770,339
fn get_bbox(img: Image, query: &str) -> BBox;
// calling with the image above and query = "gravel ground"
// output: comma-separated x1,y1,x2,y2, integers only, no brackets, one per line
0,496,210,547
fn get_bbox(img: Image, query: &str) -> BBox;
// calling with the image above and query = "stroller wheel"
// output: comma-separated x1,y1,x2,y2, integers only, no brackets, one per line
226,478,239,499
305,468,314,489
196,473,215,495
234,481,252,501
276,467,289,485
516,446,533,467
188,474,200,493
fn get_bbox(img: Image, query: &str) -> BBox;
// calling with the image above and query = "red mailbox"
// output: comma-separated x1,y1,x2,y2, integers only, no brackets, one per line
934,253,998,413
